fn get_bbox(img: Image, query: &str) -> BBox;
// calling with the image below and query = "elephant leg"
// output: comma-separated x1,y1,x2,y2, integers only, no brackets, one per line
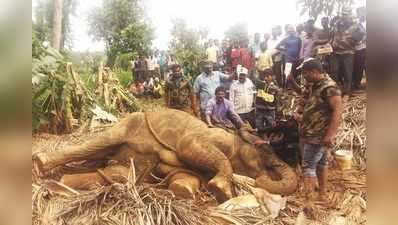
158,150,184,167
156,163,201,199
156,162,181,176
60,164,130,190
60,172,105,190
176,136,233,202
33,122,128,172
168,172,200,199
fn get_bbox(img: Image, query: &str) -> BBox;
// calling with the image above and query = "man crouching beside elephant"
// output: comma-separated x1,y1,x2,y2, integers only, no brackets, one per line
33,108,298,203
205,86,243,129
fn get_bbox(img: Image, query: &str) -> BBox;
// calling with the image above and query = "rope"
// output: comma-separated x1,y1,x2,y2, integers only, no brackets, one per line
144,112,176,151
144,112,206,186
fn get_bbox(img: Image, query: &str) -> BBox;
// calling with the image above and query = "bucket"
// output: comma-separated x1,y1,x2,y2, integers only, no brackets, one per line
334,150,353,170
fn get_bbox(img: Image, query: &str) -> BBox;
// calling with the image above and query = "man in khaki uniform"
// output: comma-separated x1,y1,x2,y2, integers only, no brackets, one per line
164,64,198,116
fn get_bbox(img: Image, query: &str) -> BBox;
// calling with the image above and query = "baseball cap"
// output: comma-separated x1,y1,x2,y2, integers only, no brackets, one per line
296,58,323,71
236,65,248,75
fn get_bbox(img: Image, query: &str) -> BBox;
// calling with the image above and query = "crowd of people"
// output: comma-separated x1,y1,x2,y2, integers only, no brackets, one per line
127,7,366,207
202,7,366,97
129,50,177,98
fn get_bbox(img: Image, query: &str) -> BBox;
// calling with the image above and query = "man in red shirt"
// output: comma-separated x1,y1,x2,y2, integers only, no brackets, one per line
239,38,253,75
230,40,240,72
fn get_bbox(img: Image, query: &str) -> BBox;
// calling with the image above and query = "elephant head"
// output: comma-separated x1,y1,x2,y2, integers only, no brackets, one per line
238,125,298,195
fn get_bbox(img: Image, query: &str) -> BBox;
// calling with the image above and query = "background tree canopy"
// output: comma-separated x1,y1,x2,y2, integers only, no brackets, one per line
32,0,77,57
224,22,249,43
169,18,207,78
296,0,355,21
88,0,154,67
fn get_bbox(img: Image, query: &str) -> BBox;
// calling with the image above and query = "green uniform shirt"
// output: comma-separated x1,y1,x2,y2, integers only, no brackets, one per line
301,75,341,143
165,75,193,109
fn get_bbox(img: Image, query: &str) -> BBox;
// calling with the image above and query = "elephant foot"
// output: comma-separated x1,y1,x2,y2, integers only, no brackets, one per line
168,172,200,199
207,175,232,203
169,180,194,199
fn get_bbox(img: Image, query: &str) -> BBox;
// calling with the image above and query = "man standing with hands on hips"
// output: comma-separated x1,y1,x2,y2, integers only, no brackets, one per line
293,58,343,204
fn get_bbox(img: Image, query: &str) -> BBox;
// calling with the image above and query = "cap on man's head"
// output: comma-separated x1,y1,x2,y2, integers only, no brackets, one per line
236,65,248,75
239,67,248,75
296,58,323,72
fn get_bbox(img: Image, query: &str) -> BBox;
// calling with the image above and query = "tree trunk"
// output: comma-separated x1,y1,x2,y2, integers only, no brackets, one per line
51,0,63,51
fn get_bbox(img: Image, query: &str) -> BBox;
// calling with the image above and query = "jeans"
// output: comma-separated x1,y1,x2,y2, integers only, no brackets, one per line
352,48,366,90
330,53,354,95
302,143,328,177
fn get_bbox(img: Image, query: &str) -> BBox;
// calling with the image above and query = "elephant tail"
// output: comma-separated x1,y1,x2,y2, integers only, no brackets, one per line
254,146,298,195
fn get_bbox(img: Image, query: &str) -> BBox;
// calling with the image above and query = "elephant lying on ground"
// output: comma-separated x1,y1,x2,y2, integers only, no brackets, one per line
34,109,297,202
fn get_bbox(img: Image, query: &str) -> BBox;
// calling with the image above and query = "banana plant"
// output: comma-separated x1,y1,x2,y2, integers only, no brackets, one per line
32,47,94,133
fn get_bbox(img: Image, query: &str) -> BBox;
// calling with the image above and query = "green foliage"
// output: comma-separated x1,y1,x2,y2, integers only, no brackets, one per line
224,22,249,43
69,51,107,75
32,48,140,134
114,52,136,71
61,0,78,50
296,0,355,21
88,0,154,67
32,23,47,58
169,18,207,78
32,47,94,133
114,70,133,87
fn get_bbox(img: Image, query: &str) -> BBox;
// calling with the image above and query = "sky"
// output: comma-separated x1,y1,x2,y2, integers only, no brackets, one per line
32,0,366,52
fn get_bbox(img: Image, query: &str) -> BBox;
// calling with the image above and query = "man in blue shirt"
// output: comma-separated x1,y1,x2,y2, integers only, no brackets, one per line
194,60,233,121
276,25,302,88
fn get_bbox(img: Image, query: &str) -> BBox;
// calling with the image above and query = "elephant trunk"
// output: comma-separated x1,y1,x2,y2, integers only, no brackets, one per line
255,145,298,195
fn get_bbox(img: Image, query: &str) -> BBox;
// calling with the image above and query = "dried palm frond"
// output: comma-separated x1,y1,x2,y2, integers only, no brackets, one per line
95,64,141,115
334,93,367,168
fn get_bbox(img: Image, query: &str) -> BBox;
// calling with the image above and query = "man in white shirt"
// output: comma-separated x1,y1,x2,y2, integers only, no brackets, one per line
229,67,256,128
147,55,156,78
152,51,160,78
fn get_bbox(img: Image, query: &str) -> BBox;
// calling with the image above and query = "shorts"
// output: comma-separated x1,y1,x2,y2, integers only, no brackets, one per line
302,143,328,177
